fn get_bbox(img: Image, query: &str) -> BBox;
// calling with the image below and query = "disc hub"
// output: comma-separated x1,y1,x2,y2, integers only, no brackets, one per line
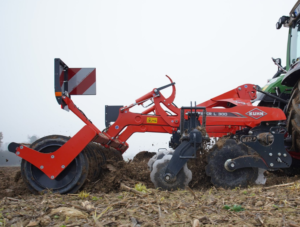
164,173,176,183
224,159,235,172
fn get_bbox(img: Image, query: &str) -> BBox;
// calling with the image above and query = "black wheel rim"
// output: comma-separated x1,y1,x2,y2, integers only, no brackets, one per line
24,142,85,193
31,147,78,190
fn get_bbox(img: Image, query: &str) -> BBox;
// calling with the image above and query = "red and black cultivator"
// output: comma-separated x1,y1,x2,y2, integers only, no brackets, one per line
8,59,297,193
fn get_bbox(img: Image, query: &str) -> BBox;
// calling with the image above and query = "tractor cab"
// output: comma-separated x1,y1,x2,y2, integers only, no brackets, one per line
289,18,300,68
252,1,300,110
277,0,300,87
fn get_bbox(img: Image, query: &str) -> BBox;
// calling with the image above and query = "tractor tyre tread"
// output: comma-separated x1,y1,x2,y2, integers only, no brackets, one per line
287,80,300,151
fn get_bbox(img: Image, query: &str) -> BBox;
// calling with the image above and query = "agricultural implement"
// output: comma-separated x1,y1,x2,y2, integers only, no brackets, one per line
8,57,296,193
8,1,300,194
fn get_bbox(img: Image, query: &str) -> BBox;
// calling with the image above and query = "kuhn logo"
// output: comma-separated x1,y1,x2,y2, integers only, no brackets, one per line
246,108,267,119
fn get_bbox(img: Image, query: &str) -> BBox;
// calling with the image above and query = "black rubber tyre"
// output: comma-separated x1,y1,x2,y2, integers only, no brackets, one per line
283,158,300,176
21,135,89,194
85,143,102,182
100,146,123,162
205,139,258,189
287,80,300,152
86,142,118,182
150,155,192,190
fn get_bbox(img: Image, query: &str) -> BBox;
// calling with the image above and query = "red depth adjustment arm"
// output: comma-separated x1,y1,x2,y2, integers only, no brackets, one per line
102,76,181,153
63,96,129,152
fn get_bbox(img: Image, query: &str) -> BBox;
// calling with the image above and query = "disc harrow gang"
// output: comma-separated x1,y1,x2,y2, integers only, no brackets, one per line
150,154,192,190
148,150,174,172
205,139,259,189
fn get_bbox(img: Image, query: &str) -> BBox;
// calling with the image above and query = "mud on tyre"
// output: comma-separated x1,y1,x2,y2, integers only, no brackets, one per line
287,80,300,152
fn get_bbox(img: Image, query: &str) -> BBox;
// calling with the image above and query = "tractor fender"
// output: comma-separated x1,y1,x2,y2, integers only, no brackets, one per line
282,62,300,87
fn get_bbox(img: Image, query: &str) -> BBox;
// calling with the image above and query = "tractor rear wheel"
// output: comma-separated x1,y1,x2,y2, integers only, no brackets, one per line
287,80,300,152
205,139,258,189
21,135,92,194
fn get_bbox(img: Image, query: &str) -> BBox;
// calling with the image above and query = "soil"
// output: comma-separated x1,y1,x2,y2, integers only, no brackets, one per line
2,154,300,226
132,151,156,163
85,159,154,194
215,136,230,149
196,126,207,137
188,149,211,189
0,167,31,199
257,132,274,146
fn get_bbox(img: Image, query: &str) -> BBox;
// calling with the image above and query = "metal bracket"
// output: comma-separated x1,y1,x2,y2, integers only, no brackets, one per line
105,105,123,127
240,130,291,169
256,87,288,104
164,103,205,181
224,155,269,172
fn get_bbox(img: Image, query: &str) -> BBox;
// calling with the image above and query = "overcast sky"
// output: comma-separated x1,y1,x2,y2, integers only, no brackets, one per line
0,0,296,159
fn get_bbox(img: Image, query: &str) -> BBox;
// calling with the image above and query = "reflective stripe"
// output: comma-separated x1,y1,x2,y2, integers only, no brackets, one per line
68,68,95,92
83,82,96,95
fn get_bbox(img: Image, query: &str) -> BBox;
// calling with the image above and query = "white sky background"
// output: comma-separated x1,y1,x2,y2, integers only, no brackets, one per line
0,0,296,159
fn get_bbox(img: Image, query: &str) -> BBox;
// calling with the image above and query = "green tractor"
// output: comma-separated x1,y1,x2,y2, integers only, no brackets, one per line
255,57,290,111
278,1,300,154
254,0,300,172
257,1,300,111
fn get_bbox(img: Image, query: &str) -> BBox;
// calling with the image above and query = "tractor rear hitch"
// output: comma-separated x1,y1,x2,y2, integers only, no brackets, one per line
255,87,288,104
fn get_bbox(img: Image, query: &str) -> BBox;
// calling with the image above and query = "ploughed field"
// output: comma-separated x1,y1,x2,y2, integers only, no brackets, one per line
2,153,300,227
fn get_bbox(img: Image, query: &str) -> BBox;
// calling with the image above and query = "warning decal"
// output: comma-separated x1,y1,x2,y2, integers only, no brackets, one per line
59,67,96,95
147,117,158,124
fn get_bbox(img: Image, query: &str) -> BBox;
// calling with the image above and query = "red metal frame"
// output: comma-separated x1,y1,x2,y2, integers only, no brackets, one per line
15,76,287,178
104,78,285,145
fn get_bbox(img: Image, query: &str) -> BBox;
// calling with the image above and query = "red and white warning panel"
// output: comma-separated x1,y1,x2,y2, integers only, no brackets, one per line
54,59,96,105
60,68,96,95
